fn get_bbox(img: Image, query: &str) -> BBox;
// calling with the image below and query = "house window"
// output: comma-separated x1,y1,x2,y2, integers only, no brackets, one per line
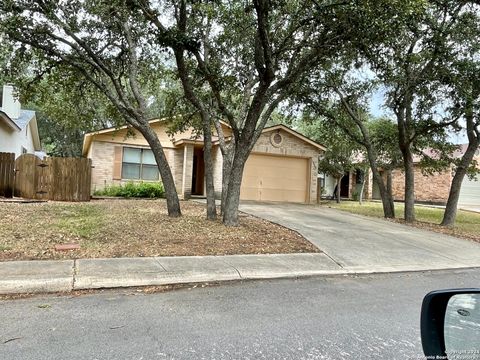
21,146,28,154
121,147,159,180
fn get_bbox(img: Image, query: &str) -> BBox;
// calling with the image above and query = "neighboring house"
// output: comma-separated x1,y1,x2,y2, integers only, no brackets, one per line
0,85,41,158
457,145,480,208
82,121,325,203
321,145,480,205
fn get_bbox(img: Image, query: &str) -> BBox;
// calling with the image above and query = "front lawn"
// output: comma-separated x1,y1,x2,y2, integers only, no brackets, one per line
0,199,318,261
323,200,480,241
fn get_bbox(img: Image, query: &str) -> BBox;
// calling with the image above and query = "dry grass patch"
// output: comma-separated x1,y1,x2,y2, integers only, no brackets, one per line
0,199,318,261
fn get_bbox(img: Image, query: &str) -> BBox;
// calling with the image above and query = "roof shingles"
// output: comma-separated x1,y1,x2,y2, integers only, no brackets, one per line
0,108,36,130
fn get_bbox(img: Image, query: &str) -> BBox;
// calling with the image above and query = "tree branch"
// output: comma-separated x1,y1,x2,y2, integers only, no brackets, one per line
122,22,148,116
253,0,274,83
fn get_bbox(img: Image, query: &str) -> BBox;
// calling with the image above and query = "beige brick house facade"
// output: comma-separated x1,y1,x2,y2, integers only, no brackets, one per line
82,121,325,203
387,167,452,203
323,165,454,204
330,146,480,205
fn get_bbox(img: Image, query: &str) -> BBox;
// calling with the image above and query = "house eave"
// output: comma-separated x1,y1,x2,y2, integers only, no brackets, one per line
82,133,93,156
173,139,204,146
0,110,21,131
261,124,327,151
29,116,42,151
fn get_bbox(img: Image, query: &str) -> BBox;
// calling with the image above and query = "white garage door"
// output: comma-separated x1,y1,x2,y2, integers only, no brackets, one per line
459,176,480,206
240,154,309,203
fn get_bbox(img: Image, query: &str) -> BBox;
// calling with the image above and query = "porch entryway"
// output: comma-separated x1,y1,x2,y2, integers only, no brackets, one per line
191,147,205,196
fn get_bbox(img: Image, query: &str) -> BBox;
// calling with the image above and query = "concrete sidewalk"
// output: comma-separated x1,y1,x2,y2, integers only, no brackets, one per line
1,252,478,295
2,202,479,295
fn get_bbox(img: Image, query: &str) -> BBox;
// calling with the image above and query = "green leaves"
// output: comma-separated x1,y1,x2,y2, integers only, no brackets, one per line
367,117,402,169
21,67,120,156
298,112,360,178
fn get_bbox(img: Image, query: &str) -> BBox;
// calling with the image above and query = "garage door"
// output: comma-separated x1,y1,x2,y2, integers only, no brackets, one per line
459,176,480,206
240,154,309,203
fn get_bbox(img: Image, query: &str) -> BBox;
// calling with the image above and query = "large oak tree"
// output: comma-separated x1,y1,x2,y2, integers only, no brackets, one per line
355,0,476,222
136,0,359,225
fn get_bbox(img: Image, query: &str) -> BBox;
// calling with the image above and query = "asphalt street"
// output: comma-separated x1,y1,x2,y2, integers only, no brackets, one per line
1,269,479,360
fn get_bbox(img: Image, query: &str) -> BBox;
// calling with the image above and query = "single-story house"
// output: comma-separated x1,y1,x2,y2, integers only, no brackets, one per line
321,145,480,205
82,120,325,203
0,85,41,158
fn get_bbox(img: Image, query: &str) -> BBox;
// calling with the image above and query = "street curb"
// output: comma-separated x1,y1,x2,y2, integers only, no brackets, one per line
1,254,479,295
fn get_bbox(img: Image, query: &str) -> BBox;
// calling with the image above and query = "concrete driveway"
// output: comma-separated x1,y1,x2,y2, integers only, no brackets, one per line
461,205,480,213
240,202,480,273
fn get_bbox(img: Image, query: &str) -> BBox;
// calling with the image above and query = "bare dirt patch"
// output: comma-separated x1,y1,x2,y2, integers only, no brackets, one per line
0,199,318,261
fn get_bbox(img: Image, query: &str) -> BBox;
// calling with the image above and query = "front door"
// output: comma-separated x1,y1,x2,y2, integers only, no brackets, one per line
340,172,350,198
191,148,204,195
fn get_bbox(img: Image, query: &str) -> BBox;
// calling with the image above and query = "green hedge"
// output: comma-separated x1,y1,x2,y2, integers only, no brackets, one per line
94,181,165,198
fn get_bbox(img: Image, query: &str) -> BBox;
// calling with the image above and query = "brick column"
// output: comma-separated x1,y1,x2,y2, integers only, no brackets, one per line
365,168,373,200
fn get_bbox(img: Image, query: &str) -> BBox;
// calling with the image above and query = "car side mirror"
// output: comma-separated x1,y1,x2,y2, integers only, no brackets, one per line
421,289,480,359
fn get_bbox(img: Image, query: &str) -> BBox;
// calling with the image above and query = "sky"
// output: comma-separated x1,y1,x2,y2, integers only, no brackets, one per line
368,89,386,118
368,88,468,145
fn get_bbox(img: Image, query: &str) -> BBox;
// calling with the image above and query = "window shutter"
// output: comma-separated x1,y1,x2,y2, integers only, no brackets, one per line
113,146,123,180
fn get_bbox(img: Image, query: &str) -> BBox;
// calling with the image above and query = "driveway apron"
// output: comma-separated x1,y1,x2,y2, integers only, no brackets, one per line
240,203,480,271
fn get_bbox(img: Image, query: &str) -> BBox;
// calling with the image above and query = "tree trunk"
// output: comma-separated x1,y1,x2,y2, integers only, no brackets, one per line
138,125,181,217
336,176,342,203
359,170,365,205
336,99,395,218
386,169,393,203
220,149,233,215
202,118,217,220
371,169,395,218
403,149,415,222
222,155,248,226
397,95,415,223
363,149,395,218
441,101,479,227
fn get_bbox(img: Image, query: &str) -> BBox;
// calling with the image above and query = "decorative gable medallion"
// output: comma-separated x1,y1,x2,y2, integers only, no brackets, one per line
270,132,284,147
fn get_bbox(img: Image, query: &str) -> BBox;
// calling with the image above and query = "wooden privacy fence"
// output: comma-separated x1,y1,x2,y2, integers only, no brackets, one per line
6,154,92,201
0,152,15,198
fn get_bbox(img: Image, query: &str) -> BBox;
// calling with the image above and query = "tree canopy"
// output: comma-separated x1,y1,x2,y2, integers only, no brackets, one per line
1,0,479,226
